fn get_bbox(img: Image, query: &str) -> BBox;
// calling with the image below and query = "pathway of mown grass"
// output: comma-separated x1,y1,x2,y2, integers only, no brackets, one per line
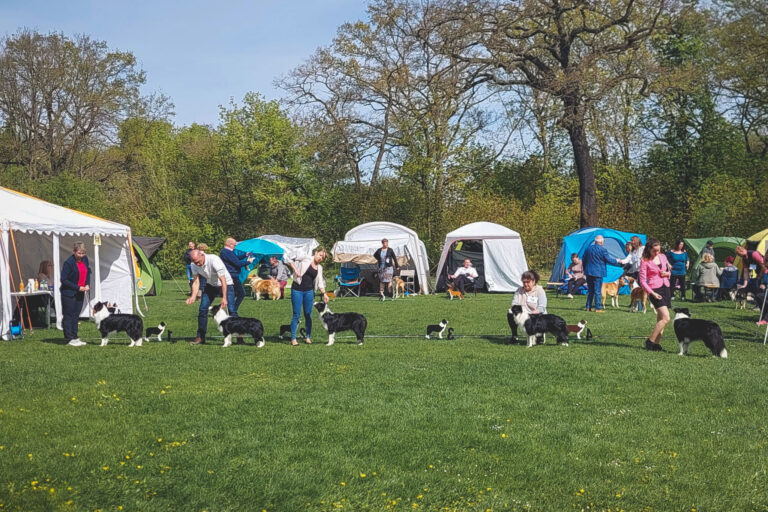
1,283,767,511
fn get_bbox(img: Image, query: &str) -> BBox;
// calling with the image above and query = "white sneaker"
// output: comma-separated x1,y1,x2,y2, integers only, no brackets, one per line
67,338,86,347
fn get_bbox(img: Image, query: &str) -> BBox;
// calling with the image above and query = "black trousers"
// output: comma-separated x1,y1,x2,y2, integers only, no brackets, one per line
670,274,686,299
61,292,84,340
566,277,586,295
453,275,473,294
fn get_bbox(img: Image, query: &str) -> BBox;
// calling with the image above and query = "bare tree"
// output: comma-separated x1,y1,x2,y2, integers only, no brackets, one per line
431,0,673,226
0,30,145,178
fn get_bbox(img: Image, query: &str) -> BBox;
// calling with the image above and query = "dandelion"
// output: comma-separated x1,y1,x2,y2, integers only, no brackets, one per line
340,482,345,486
161,390,166,395
31,481,38,486
137,465,142,469
157,438,163,443
102,466,109,471
501,433,508,438
360,473,366,478
71,397,77,402
49,488,54,494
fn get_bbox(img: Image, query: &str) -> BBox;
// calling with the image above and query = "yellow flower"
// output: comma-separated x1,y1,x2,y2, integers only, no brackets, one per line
360,473,366,478
71,397,77,402
157,438,163,442
340,482,345,486
161,390,166,394
31,481,38,486
102,466,109,471
501,433,508,438
49,488,54,494
137,465,142,469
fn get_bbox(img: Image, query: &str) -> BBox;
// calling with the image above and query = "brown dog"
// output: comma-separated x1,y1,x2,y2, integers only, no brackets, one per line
626,278,655,314
392,277,406,298
248,277,280,301
601,276,626,308
447,284,463,300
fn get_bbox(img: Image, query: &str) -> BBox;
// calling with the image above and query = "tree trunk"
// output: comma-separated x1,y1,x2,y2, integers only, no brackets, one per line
563,97,599,227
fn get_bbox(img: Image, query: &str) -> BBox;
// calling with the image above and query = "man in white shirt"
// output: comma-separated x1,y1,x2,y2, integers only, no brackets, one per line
185,249,234,345
450,258,479,295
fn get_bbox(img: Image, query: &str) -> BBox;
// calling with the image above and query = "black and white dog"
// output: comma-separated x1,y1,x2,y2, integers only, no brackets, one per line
426,319,447,339
145,322,167,342
92,301,144,347
209,304,265,348
314,302,367,346
508,305,569,347
278,324,306,340
672,308,728,358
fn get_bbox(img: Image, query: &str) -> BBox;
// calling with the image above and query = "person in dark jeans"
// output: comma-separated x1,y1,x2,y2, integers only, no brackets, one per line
60,242,92,346
220,237,253,316
582,235,623,312
186,250,236,345
666,239,689,301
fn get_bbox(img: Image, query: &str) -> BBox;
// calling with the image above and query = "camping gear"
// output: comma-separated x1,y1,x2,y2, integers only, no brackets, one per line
549,227,645,287
132,236,166,296
683,237,744,275
234,238,284,283
0,186,138,340
332,222,431,294
257,235,319,261
435,222,528,293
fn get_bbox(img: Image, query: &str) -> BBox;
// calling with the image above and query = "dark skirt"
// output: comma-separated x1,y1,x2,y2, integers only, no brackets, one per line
648,285,671,309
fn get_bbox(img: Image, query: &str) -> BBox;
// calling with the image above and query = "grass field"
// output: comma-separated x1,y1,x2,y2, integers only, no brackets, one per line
2,282,767,511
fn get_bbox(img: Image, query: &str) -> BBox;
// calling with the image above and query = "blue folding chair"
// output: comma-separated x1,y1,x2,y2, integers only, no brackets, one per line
335,267,364,297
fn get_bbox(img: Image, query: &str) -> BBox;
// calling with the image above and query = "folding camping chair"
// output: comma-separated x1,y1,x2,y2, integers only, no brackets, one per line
335,267,364,297
399,269,416,294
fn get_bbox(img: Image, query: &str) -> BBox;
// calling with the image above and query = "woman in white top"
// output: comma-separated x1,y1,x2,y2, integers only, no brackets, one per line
449,258,479,295
287,248,329,346
512,270,547,314
619,236,644,280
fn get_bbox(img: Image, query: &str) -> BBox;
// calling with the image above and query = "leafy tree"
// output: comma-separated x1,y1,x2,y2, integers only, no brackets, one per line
430,0,674,227
0,30,145,178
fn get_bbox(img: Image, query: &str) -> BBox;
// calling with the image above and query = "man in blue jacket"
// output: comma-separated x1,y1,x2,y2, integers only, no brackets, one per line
220,238,253,317
582,235,623,312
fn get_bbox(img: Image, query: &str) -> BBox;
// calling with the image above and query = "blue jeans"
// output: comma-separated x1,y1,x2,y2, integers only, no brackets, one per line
586,276,603,310
231,278,245,317
290,289,315,340
197,284,236,340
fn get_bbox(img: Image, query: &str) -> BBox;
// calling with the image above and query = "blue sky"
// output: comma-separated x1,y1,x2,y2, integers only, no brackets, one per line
0,0,368,127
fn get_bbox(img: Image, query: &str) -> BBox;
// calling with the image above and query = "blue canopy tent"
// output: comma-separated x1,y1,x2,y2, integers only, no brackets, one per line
234,238,284,283
549,227,646,293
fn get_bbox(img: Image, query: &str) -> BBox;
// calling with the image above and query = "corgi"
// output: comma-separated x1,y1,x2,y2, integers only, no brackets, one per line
601,276,626,308
447,285,463,300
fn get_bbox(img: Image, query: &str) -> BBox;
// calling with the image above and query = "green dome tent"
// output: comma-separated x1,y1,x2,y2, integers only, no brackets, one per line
132,236,166,296
683,236,744,274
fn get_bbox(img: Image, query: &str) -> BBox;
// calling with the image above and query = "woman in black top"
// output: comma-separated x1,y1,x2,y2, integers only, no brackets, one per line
287,248,329,346
373,238,399,301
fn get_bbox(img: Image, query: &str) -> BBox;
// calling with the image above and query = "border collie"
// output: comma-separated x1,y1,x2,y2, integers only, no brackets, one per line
314,302,367,346
209,304,265,348
426,319,447,339
509,305,569,347
145,322,167,342
672,308,727,358
92,301,144,347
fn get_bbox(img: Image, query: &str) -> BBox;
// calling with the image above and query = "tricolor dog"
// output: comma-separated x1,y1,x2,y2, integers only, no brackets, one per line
314,302,367,346
509,305,569,347
672,308,727,358
92,301,144,347
209,304,265,348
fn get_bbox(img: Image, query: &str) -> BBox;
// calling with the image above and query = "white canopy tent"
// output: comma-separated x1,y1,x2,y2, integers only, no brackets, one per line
257,234,319,261
435,221,528,293
331,222,431,294
0,187,138,340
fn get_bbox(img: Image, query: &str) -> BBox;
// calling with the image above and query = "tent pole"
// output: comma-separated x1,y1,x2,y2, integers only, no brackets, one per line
0,228,21,339
9,229,33,334
93,240,101,306
53,235,62,330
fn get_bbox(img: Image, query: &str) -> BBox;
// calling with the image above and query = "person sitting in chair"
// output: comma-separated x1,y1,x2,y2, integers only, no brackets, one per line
449,258,478,295
564,253,586,299
37,260,53,285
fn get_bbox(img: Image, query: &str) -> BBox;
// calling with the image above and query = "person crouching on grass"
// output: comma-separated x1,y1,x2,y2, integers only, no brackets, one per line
186,249,235,345
638,238,672,351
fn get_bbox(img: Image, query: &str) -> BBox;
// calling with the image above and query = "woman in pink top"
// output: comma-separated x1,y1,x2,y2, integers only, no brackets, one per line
638,238,672,351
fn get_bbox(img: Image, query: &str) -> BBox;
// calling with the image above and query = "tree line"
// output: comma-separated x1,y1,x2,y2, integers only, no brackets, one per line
1,0,767,276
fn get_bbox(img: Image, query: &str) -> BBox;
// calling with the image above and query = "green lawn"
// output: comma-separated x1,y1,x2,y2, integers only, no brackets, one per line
1,283,767,511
